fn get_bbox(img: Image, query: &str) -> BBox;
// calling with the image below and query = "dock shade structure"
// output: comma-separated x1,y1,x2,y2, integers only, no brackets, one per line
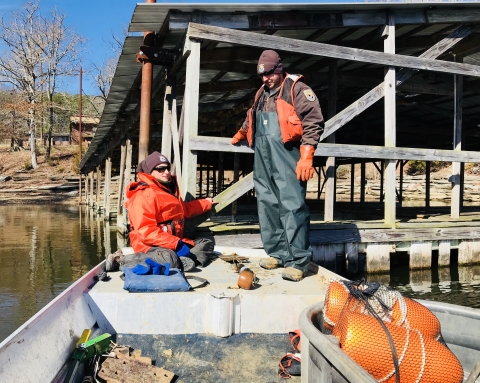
80,2,480,273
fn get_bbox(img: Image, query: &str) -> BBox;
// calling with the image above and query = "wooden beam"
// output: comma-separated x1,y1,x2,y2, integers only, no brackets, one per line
165,9,480,31
116,140,126,215
451,55,463,219
325,62,337,222
384,12,396,228
186,23,480,77
189,136,480,163
181,38,201,201
161,84,173,159
320,23,477,141
104,157,112,220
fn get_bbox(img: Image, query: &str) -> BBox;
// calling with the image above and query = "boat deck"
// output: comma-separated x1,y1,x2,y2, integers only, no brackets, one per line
86,247,338,337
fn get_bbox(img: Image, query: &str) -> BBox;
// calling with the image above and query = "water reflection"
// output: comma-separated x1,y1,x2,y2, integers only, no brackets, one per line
366,263,480,309
0,205,119,343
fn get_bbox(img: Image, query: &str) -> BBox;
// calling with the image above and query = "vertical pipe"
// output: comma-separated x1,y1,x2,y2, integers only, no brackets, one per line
138,0,157,163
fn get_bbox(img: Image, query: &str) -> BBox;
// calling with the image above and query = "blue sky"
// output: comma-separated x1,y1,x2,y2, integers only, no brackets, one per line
0,0,137,95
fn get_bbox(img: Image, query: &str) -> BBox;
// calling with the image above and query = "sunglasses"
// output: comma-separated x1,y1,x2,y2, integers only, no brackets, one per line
154,165,171,173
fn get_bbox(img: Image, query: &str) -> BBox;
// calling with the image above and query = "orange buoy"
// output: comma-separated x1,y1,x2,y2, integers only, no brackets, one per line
333,311,463,383
323,280,441,339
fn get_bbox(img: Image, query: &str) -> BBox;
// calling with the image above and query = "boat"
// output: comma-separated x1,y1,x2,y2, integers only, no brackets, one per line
1,247,479,382
0,248,337,382
299,299,480,383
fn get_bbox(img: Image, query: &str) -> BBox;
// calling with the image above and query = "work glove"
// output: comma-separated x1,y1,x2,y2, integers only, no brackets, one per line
176,241,192,257
190,238,215,267
231,128,247,145
131,263,151,275
145,258,163,275
296,145,315,182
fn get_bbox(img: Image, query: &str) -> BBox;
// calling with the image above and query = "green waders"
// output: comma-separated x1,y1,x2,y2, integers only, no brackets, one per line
253,110,311,273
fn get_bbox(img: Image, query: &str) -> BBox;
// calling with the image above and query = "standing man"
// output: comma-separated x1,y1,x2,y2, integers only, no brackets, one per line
231,50,324,281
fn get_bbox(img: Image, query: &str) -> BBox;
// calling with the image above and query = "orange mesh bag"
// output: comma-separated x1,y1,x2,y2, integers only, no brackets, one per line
333,311,463,383
323,280,441,339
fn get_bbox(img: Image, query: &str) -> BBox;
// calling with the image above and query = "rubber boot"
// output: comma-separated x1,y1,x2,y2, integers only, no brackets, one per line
282,267,304,282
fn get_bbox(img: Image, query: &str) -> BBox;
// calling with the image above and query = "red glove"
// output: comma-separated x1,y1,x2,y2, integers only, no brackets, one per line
296,145,315,181
231,128,247,144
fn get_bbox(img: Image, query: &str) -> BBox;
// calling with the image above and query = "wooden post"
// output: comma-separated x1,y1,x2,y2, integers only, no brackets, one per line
410,241,432,270
426,161,431,208
161,82,173,160
89,172,94,207
451,55,463,219
384,12,396,228
123,139,133,198
366,243,392,273
181,38,201,201
104,157,112,220
360,161,366,206
84,173,89,206
324,61,337,222
232,153,240,222
399,160,404,208
116,140,126,215
171,97,182,185
346,242,358,276
95,166,101,212
217,152,224,195
350,163,355,204
438,240,451,267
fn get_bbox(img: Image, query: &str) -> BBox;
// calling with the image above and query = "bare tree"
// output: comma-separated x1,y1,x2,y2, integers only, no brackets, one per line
34,6,85,159
91,56,116,101
90,25,128,101
0,2,43,168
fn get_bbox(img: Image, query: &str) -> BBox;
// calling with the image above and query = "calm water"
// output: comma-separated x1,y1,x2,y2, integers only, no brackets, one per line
0,205,119,343
1,205,480,344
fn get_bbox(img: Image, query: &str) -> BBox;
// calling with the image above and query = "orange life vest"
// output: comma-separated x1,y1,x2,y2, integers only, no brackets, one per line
246,74,304,147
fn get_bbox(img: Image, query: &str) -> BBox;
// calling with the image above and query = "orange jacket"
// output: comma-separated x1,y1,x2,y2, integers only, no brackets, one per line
124,172,212,253
246,74,304,146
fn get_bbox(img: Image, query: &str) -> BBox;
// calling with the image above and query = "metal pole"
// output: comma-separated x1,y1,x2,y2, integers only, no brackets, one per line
138,0,157,163
79,67,83,203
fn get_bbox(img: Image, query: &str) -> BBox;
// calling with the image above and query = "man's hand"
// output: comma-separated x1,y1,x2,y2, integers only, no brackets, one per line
231,128,247,145
296,145,315,182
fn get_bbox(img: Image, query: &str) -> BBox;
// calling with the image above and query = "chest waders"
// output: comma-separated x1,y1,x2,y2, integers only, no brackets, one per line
253,110,311,273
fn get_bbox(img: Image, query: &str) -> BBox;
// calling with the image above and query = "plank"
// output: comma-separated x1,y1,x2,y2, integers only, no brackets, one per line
451,56,463,219
186,23,480,78
384,13,396,228
320,23,477,141
189,136,480,163
181,39,200,201
325,62,337,222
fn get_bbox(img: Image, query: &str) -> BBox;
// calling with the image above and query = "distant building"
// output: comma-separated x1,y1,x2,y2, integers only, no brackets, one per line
70,116,99,146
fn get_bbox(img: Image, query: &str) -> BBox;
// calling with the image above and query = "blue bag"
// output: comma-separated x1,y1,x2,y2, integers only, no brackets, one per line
123,267,208,293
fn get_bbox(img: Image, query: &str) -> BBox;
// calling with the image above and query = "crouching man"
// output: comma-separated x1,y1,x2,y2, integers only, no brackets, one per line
107,151,217,272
